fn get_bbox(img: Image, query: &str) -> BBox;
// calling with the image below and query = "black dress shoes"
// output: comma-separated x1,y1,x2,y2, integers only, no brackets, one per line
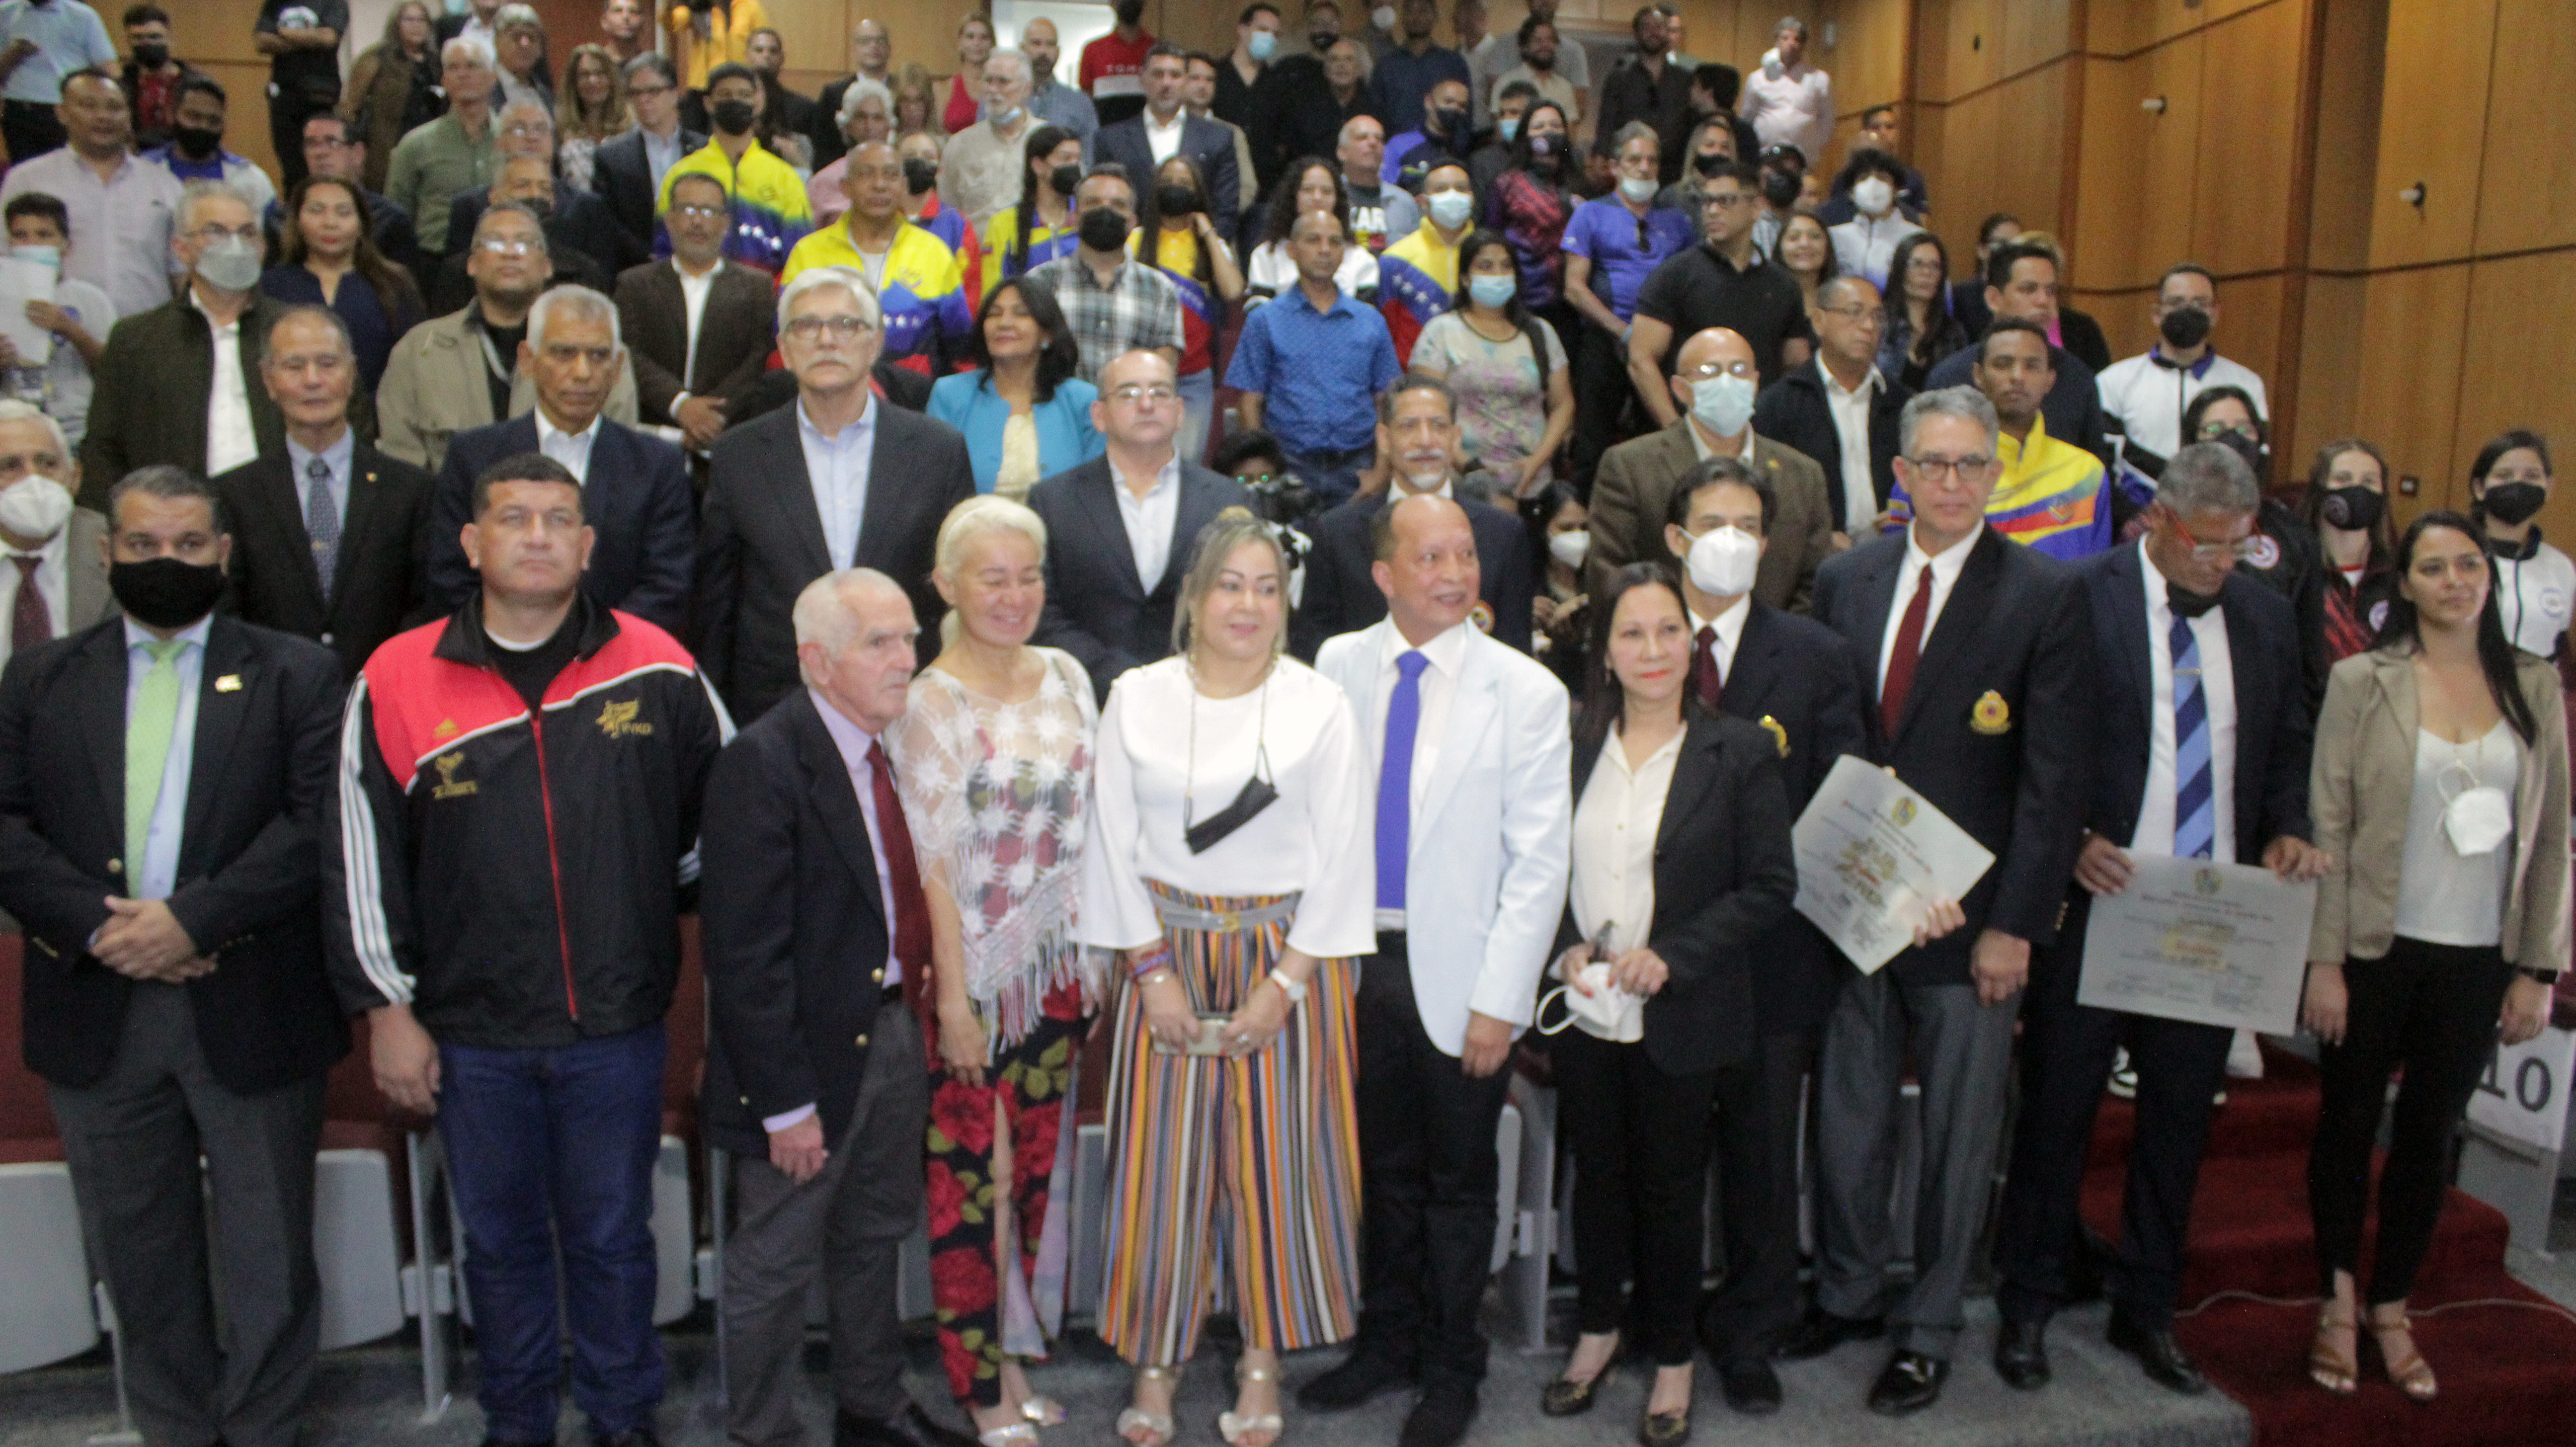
1773,1306,1885,1361
1716,1358,1782,1415
1865,1351,1949,1416
1298,1349,1418,1410
1994,1317,2052,1390
1398,1379,1478,1447
1540,1371,1606,1417
2107,1312,2208,1395
835,1403,980,1447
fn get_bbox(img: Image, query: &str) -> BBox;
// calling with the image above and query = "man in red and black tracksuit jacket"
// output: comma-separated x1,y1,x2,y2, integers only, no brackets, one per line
322,451,728,1447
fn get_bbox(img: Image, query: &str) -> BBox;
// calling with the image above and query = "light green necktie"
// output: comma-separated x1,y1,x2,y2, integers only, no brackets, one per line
125,638,185,882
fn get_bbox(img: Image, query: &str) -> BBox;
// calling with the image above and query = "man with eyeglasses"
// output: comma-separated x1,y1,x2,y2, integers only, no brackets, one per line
2096,262,2269,484
1922,239,2112,469
597,53,706,257
385,36,500,261
259,111,420,276
781,139,970,376
1755,274,1910,547
616,169,775,452
1562,121,1695,481
446,101,644,280
1787,384,2090,1418
79,180,287,508
378,201,642,475
936,48,1040,230
424,154,617,313
699,264,974,722
1588,324,1831,612
1027,348,1245,703
1627,160,1811,426
1891,319,2112,562
808,18,893,172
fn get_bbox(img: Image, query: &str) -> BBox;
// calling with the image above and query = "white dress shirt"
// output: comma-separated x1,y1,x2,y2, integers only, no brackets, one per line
1876,523,1981,693
673,257,719,394
1690,599,1749,685
537,411,602,485
1144,106,1187,165
2129,540,2239,863
1569,723,1684,957
0,520,69,667
1110,449,1181,592
1368,618,1471,931
798,397,877,570
125,613,211,902
1821,363,1879,532
194,290,258,479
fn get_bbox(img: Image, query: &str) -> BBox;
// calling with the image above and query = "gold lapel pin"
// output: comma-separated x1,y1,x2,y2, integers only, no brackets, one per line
214,674,243,692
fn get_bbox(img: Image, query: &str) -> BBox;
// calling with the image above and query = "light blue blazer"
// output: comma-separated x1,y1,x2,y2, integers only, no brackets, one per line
927,370,1107,494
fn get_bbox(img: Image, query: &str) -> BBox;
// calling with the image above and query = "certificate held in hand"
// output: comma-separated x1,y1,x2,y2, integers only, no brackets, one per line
1791,755,1995,973
2076,855,2317,1034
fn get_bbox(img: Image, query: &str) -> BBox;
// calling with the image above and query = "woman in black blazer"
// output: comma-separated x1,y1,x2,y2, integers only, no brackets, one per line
1537,563,1799,1446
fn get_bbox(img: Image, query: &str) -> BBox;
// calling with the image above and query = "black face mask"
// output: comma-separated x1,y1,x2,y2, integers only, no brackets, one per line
2483,481,2549,526
2165,582,2224,619
1692,151,1726,177
2322,485,2383,532
110,557,226,630
1155,182,1198,216
2159,304,2212,350
1077,206,1131,252
711,98,757,136
1048,162,1082,198
1309,28,1339,51
1431,105,1466,137
1761,169,1800,207
171,124,222,160
131,41,168,69
1114,0,1145,26
519,194,555,221
902,157,937,195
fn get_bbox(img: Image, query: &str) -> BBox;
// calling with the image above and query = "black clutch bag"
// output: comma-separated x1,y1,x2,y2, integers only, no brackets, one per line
1184,769,1279,854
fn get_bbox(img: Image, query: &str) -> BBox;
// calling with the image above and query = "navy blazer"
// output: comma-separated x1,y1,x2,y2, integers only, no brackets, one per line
426,413,697,636
1289,486,1534,661
1753,360,1912,533
2076,543,2314,863
1095,111,1241,244
597,124,708,257
1811,528,2093,985
1027,453,1246,702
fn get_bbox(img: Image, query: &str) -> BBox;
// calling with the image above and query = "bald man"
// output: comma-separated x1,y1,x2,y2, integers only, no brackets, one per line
1587,325,1833,612
1019,17,1101,163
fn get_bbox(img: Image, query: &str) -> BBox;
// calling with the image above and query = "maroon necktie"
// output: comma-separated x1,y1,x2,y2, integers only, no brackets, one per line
1691,624,1723,712
10,555,48,655
1879,563,1934,736
866,738,938,1046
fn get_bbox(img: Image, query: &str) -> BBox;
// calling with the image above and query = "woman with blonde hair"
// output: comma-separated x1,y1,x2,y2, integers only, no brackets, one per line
890,495,1102,1446
895,63,946,139
945,13,998,136
1079,509,1376,1447
555,43,634,193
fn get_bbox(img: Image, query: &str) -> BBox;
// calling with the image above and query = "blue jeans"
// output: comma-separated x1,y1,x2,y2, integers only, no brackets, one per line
1178,368,1216,465
441,1023,668,1441
1284,444,1374,507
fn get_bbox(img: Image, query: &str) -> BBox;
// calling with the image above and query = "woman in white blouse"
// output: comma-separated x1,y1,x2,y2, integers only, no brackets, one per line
1078,507,1377,1447
1538,563,1797,1446
889,497,1100,1445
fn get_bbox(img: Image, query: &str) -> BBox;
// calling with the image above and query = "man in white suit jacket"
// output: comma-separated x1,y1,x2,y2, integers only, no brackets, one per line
1300,487,1572,1447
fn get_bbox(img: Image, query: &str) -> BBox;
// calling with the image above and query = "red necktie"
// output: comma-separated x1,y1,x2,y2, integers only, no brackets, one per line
866,739,938,1047
1692,624,1723,712
10,555,48,655
1879,563,1934,736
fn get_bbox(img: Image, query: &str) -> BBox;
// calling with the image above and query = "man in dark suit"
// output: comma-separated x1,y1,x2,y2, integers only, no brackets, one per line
1094,44,1242,243
598,54,706,258
699,265,976,724
1991,443,2326,1397
1753,277,1911,543
1291,378,1532,660
435,0,551,91
438,153,639,311
615,171,775,449
1028,349,1243,702
426,285,695,634
1657,457,1867,1414
1923,241,2111,469
218,307,436,679
700,566,975,1447
0,465,346,1447
1784,385,2091,1417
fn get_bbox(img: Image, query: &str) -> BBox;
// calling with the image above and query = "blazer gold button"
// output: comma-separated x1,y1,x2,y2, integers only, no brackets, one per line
739,1095,749,1105
106,858,121,874
872,967,884,983
855,1033,869,1047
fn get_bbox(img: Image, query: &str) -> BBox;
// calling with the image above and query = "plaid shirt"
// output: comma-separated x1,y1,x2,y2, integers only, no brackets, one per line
1026,253,1184,384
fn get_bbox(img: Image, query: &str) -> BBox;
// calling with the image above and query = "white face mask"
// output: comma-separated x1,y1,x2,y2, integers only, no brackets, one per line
1425,188,1472,229
1536,962,1645,1043
1682,523,1760,598
2440,755,2514,857
1373,5,1398,30
1547,529,1590,568
0,474,73,541
1617,175,1659,204
1852,176,1895,217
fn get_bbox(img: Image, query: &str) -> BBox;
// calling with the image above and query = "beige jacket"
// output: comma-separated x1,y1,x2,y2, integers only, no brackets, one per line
2308,646,2571,967
1584,419,1834,614
375,307,641,475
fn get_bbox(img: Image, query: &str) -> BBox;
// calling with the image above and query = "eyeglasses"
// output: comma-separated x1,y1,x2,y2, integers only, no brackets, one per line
784,314,875,339
502,121,550,139
2167,507,2266,563
668,202,726,221
1903,453,1996,482
187,225,261,246
1679,359,1757,381
2196,420,2259,442
628,82,673,100
476,237,542,255
1109,384,1179,405
304,135,351,151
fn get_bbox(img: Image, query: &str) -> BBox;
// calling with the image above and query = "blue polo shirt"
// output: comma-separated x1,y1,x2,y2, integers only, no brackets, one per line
1224,284,1401,457
1561,197,1697,322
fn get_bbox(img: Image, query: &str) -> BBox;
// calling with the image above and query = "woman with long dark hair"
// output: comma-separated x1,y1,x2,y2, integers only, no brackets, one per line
2299,438,2399,662
1878,231,1965,391
1242,158,1378,307
554,43,633,193
2463,429,2568,659
1482,100,1580,344
261,174,426,390
1404,228,1571,497
1139,154,1244,461
928,278,1103,500
1772,209,1835,312
976,125,1083,303
340,0,443,194
2303,510,2567,1403
1541,562,1796,1445
1527,481,1591,694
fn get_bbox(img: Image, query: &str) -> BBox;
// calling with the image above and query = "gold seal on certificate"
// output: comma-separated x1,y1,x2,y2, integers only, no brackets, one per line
1790,756,1996,973
2076,855,2318,1033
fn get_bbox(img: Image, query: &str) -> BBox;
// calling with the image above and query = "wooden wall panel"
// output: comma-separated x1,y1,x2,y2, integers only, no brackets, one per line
2365,0,2494,269
2305,0,2387,273
1934,0,2005,103
2288,271,2367,472
2352,262,2471,507
2129,31,2202,290
2000,0,2074,79
2454,251,2576,490
2192,0,2305,277
2069,54,2141,292
2472,0,2576,257
1922,62,2070,279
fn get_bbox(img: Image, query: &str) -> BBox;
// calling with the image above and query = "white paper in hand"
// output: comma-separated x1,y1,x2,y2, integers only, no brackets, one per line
0,256,53,368
2077,855,2315,1034
1792,755,1996,973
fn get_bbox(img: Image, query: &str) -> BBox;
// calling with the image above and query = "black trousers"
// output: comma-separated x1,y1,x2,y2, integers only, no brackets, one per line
1699,1029,1812,1363
1552,1025,1720,1365
1352,936,1512,1385
2,98,65,163
1569,318,1633,493
2310,936,2516,1305
1996,891,2233,1330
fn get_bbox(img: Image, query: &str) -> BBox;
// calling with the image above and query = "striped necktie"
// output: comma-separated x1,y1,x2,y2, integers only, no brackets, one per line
305,456,341,603
2171,613,2214,860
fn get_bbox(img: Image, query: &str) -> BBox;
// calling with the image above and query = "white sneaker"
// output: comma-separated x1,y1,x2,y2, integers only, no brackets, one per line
2226,1029,2265,1080
2108,1046,2137,1100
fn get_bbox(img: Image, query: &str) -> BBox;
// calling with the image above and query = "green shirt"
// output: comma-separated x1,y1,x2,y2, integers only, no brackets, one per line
386,111,497,253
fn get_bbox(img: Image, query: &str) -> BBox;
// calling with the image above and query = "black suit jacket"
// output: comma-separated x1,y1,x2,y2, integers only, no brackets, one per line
2076,544,2313,863
699,689,899,1157
435,11,550,90
216,443,438,678
1717,601,1868,1037
1290,487,1534,661
1555,711,1798,1075
446,185,643,276
425,237,616,316
1096,112,1242,244
596,124,709,257
697,401,975,722
1811,528,2092,985
426,414,697,634
1028,455,1247,703
1753,360,1912,533
614,258,777,427
1925,340,2113,471
0,615,349,1093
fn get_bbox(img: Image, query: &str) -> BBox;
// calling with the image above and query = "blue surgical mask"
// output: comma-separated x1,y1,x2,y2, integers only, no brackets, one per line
10,244,59,269
1468,273,1516,308
1498,117,1520,144
1248,30,1276,61
1690,373,1756,437
1425,189,1472,230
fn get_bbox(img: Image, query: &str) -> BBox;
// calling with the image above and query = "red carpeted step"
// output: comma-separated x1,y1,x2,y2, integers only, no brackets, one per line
2085,1063,2323,1174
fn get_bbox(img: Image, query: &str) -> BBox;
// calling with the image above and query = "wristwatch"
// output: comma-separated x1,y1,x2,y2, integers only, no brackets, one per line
1266,968,1309,1005
2516,966,2562,986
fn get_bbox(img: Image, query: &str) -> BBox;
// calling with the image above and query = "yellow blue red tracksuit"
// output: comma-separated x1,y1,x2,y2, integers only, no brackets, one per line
782,218,972,374
1376,222,1459,367
655,138,812,276
1886,414,2114,562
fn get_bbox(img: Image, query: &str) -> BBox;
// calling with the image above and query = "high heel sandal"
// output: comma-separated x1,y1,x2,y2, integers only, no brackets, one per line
978,1425,1040,1447
1218,1361,1286,1447
2308,1302,2358,1395
1019,1397,1067,1427
2367,1304,2437,1403
1116,1366,1179,1447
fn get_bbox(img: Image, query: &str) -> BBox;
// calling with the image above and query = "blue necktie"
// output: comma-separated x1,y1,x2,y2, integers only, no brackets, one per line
2171,613,2215,859
1376,650,1429,910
